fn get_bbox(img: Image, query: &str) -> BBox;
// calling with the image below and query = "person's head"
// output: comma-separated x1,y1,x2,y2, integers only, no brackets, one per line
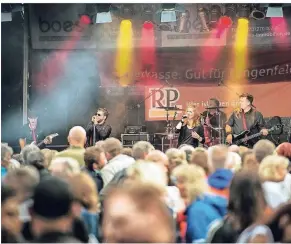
95,140,105,149
267,203,291,243
103,137,123,160
26,150,45,171
1,185,22,239
67,126,86,147
239,93,253,110
145,150,169,173
12,154,24,165
226,152,242,172
259,155,289,182
241,150,259,172
190,148,211,175
31,177,75,237
209,98,220,108
96,108,109,123
102,183,175,243
1,143,13,168
228,171,266,230
4,166,40,203
69,172,99,213
166,148,186,172
126,162,168,195
208,145,228,171
41,149,58,168
121,147,133,157
185,105,199,120
132,141,154,160
21,144,40,164
49,157,80,179
84,146,107,171
178,144,195,163
171,164,207,204
28,116,38,130
253,139,276,163
276,143,291,161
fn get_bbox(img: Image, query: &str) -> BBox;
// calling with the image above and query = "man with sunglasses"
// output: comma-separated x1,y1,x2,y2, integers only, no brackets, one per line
86,108,112,147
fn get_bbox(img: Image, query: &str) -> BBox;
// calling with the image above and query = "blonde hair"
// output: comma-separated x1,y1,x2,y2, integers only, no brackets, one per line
49,157,80,178
259,155,289,182
185,105,201,128
172,164,207,202
166,148,186,161
41,149,58,168
126,162,167,194
70,172,99,212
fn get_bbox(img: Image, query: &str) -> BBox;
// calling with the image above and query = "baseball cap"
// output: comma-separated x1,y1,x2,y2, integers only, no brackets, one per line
32,177,74,219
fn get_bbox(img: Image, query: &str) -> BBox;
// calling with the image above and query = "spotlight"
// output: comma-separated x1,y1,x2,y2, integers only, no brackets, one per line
198,8,210,32
250,5,266,20
219,16,232,28
224,4,237,21
161,4,177,23
143,21,154,30
96,4,112,23
210,5,222,27
237,4,251,19
266,4,283,18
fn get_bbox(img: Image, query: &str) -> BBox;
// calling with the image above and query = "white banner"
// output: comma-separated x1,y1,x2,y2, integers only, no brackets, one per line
29,4,97,49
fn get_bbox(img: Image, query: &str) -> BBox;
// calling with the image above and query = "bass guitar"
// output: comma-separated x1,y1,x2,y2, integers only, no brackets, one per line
231,124,282,147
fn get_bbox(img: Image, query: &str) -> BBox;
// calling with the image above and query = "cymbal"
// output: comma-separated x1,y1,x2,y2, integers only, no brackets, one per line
156,106,183,111
205,106,227,110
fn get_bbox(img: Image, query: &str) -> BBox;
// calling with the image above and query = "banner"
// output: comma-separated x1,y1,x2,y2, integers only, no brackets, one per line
29,4,97,49
144,82,291,121
98,46,291,86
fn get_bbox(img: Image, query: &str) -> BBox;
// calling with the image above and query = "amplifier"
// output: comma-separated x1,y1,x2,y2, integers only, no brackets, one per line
121,134,149,146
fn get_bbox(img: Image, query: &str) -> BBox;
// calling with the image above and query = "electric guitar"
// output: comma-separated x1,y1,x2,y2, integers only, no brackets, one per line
30,133,59,147
231,124,282,147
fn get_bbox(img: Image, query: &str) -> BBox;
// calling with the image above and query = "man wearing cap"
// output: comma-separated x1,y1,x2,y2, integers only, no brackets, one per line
225,93,268,148
30,177,79,243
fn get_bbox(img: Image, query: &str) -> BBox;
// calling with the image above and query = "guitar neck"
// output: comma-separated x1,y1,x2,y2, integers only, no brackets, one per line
236,128,273,144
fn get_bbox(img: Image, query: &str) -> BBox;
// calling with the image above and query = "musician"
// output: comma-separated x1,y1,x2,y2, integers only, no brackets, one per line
225,93,268,148
19,113,51,150
202,98,227,145
175,105,205,148
86,108,112,147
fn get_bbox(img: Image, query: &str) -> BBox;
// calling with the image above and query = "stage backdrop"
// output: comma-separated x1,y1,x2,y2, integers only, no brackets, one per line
144,81,291,121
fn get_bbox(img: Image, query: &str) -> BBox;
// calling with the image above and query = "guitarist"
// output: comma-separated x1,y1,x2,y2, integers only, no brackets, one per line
225,93,268,148
19,113,52,150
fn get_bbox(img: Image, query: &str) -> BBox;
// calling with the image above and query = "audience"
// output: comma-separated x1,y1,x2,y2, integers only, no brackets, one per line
2,126,290,244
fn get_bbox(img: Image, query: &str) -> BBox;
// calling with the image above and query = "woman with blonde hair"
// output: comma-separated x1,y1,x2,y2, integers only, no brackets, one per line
259,155,291,209
175,105,205,148
172,164,227,243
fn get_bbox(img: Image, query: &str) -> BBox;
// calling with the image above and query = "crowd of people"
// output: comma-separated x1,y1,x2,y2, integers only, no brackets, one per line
1,125,291,243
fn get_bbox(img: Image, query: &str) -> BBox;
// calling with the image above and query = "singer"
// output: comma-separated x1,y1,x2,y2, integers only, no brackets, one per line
86,108,112,147
175,104,205,148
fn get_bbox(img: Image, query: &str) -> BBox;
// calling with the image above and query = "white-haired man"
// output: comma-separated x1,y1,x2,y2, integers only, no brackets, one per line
56,126,87,167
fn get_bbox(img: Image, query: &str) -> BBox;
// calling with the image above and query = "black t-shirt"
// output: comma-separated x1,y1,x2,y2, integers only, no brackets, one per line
176,124,205,148
21,124,44,145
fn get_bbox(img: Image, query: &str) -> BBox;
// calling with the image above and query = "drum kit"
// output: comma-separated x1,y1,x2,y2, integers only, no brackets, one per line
156,105,227,148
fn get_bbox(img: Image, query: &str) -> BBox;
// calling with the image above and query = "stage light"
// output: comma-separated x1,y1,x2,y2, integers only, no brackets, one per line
210,5,222,27
143,21,154,30
115,20,133,86
250,5,266,20
237,4,251,19
224,4,237,21
266,4,283,18
161,4,176,23
96,4,112,23
198,8,210,32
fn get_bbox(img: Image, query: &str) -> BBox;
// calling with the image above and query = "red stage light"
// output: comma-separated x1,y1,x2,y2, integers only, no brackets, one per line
219,16,232,28
80,15,91,25
143,21,154,30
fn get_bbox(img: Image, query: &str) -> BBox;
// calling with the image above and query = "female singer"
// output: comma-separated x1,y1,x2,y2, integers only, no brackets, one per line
175,105,205,148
